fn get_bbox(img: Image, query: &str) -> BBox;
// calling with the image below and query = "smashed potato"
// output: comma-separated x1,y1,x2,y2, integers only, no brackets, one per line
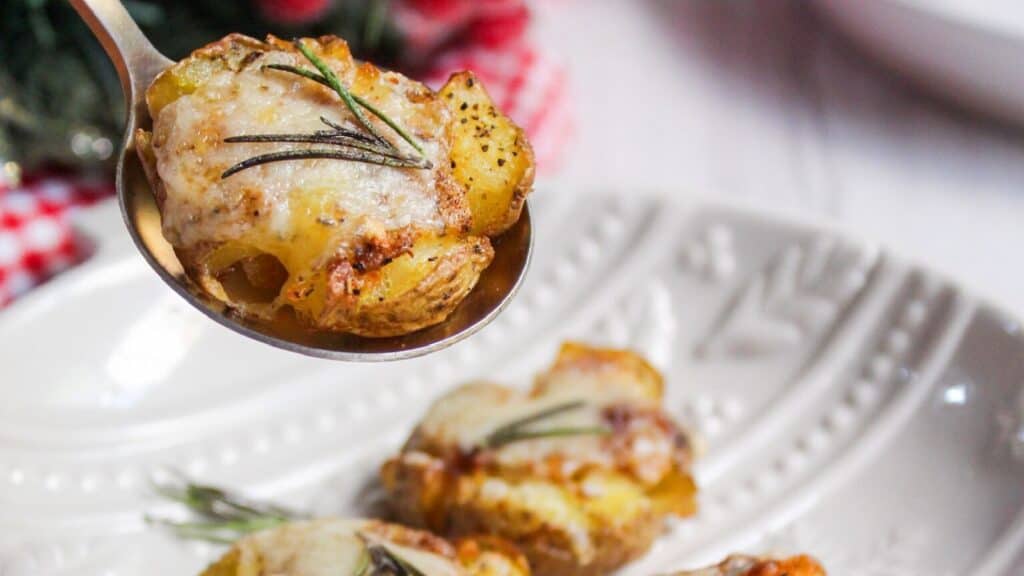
382,342,698,576
138,34,532,337
199,518,529,576
440,72,534,236
672,555,827,576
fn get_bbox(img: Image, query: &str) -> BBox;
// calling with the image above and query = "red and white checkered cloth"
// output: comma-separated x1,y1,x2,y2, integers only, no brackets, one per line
0,9,570,308
0,172,110,306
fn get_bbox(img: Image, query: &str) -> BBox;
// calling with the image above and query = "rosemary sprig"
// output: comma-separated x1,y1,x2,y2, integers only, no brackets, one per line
293,39,391,149
263,63,329,88
263,63,428,158
221,42,433,179
487,426,612,447
484,400,612,449
222,148,427,179
148,471,303,542
150,475,432,574
316,116,380,143
153,472,297,520
223,134,422,164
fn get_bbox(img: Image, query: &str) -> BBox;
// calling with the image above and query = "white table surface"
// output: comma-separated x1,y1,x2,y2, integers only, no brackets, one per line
534,0,1024,317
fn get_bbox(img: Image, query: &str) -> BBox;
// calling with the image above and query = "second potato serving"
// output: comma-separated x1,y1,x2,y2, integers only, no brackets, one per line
382,342,699,576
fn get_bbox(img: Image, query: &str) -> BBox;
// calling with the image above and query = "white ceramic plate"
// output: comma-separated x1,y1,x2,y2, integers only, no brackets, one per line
817,0,1024,124
1,193,1023,575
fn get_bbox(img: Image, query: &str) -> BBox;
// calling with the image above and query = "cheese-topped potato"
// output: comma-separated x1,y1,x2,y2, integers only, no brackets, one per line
673,555,826,576
381,342,698,576
200,518,530,576
137,34,533,337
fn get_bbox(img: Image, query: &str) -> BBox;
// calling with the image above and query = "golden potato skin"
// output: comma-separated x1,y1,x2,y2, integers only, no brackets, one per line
137,34,531,337
197,518,529,576
455,536,533,576
145,34,273,118
199,548,244,576
382,343,697,576
672,555,827,576
317,234,494,337
440,72,535,237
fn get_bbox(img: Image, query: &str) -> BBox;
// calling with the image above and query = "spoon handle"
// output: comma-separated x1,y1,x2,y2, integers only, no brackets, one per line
67,0,172,108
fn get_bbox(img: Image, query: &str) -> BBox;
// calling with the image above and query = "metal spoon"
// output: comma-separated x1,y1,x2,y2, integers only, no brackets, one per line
68,0,532,361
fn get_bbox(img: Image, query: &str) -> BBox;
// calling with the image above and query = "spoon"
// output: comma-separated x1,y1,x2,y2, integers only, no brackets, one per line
68,0,532,361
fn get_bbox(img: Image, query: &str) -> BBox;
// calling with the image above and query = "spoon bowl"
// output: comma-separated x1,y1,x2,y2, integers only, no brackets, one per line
70,0,533,361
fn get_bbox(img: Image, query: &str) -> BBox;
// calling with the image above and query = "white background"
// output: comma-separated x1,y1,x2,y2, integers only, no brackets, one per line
535,0,1024,315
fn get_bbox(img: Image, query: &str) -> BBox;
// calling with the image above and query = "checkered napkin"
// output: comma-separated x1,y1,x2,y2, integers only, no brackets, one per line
0,2,569,308
0,172,110,306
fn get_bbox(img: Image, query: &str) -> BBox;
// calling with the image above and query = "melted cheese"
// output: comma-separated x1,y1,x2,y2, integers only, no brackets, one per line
235,519,461,576
415,376,672,478
419,384,604,451
150,47,451,294
244,519,365,576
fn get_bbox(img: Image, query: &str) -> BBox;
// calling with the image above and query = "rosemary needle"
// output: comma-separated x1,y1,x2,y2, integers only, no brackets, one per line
153,472,296,521
148,516,287,543
148,472,301,542
223,133,422,162
151,475,429,576
316,116,379,143
484,400,612,449
487,426,612,448
222,148,429,179
263,63,429,157
293,40,391,149
222,42,433,178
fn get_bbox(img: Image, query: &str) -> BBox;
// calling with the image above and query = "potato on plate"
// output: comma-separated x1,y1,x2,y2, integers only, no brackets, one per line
138,33,532,337
381,342,698,576
199,518,530,576
672,555,826,576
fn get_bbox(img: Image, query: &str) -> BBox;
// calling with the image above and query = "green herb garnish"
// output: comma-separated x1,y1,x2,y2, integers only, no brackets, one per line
147,470,302,542
221,146,428,178
148,473,431,575
484,400,612,449
221,38,430,179
263,63,428,158
293,39,390,148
